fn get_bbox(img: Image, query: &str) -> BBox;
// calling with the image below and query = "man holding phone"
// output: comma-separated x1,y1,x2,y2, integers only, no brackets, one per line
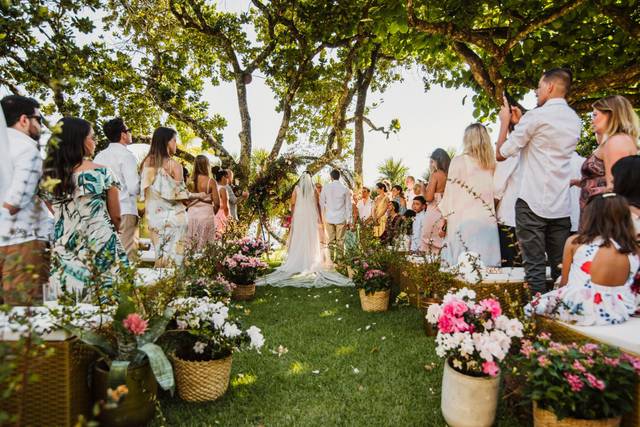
495,68,582,297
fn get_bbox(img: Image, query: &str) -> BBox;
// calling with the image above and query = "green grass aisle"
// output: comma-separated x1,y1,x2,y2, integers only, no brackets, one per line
157,287,524,426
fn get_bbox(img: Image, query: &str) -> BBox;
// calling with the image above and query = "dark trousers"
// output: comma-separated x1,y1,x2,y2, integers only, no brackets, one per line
515,199,570,296
498,224,521,267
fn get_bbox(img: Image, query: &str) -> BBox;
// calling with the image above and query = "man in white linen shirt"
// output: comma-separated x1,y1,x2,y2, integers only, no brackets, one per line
496,68,582,295
94,117,140,260
356,187,373,222
410,196,427,252
320,169,352,260
0,95,51,305
569,152,585,233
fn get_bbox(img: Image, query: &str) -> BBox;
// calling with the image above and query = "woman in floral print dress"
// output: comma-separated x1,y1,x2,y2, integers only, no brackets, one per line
44,117,128,300
526,194,639,326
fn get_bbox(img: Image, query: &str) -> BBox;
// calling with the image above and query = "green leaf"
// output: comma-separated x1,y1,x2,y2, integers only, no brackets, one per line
65,326,116,358
138,307,176,347
138,343,175,393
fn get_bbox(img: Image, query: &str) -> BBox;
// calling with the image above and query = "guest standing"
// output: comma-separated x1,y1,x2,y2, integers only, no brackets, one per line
0,96,51,305
372,182,388,237
44,117,128,300
186,155,220,250
319,169,352,258
526,194,639,325
410,196,427,252
404,176,416,206
141,127,204,267
356,187,373,222
580,95,639,209
381,200,402,244
441,123,500,266
420,148,450,256
214,167,230,236
496,68,582,294
569,152,585,233
390,185,407,215
493,154,521,266
225,169,248,222
613,155,640,238
94,118,140,260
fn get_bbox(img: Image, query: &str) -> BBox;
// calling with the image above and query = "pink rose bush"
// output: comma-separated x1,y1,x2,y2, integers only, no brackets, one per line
425,288,523,377
518,333,640,420
222,252,268,285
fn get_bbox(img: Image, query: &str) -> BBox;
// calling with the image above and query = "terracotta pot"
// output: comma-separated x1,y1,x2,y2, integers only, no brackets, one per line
533,403,621,427
92,360,157,427
441,359,500,427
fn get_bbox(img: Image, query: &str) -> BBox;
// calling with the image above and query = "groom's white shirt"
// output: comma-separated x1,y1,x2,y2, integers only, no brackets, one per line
320,180,352,225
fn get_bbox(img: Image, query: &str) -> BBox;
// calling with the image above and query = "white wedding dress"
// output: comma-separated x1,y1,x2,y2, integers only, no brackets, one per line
257,173,352,288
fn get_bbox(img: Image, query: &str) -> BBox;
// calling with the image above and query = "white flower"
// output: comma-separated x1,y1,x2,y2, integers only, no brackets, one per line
425,304,441,324
353,367,360,374
504,319,524,338
494,315,509,330
452,359,463,370
247,326,265,350
176,319,188,330
193,341,207,354
222,322,242,338
459,335,475,357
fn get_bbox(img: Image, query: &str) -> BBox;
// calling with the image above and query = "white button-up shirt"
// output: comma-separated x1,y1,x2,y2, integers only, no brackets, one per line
493,154,520,228
406,189,416,204
356,198,373,221
499,98,581,219
0,128,52,246
569,152,585,232
94,143,140,216
411,210,427,251
320,180,352,225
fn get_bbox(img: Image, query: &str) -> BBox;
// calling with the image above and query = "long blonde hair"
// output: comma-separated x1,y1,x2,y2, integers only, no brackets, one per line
592,95,640,141
463,123,495,170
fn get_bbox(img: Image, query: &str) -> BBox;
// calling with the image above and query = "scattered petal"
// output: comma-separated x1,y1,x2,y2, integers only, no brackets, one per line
381,336,386,340
312,370,320,374
352,367,360,374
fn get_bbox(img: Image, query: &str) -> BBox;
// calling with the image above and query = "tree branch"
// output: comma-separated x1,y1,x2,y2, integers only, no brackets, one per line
595,0,640,38
570,63,640,102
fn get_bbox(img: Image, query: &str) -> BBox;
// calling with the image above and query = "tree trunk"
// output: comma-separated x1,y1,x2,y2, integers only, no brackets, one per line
235,73,252,187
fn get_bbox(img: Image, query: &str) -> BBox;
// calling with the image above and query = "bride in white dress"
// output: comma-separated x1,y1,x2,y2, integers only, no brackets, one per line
257,172,352,287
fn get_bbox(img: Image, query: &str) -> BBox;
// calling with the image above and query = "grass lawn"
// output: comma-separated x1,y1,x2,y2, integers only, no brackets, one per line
156,286,527,426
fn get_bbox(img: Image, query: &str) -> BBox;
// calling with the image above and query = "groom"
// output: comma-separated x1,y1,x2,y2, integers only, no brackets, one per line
320,169,352,260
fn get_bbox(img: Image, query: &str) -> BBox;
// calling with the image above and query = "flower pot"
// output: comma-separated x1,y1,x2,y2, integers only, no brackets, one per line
92,360,157,427
232,283,256,301
533,402,621,427
420,297,441,337
358,289,390,312
441,359,500,427
172,354,233,402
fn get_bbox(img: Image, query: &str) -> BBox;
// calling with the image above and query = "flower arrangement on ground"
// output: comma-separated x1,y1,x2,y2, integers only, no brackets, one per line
427,288,524,427
234,237,270,258
356,267,391,295
222,252,268,285
185,274,236,301
167,297,264,401
426,287,524,376
518,333,640,423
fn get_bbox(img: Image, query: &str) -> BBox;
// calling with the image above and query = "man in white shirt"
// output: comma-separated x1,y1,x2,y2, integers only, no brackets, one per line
405,175,416,205
0,95,51,305
320,169,352,259
356,187,373,222
410,196,427,252
94,117,140,260
493,154,521,267
496,68,582,295
569,152,585,233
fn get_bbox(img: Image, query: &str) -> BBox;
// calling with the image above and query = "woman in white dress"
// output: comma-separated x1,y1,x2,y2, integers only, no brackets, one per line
439,123,501,267
257,172,351,287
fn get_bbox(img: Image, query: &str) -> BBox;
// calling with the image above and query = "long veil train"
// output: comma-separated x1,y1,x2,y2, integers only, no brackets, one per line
257,172,352,287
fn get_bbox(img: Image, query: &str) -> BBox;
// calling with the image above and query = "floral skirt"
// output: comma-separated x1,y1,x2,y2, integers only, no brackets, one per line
525,282,636,326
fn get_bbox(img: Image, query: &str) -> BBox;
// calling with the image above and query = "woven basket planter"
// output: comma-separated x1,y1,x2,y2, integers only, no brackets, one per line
534,403,621,427
172,354,233,402
0,336,97,427
358,289,390,312
232,283,256,301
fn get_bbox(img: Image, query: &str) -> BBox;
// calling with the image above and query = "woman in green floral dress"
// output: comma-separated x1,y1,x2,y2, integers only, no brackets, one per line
44,117,128,301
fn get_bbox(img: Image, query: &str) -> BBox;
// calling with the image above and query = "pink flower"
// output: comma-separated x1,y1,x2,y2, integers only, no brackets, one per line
437,315,455,334
123,313,148,336
538,332,551,341
585,373,605,391
520,339,535,358
482,361,500,377
603,357,620,367
480,298,502,319
580,343,599,354
564,373,584,392
442,300,468,318
572,360,586,373
537,355,551,368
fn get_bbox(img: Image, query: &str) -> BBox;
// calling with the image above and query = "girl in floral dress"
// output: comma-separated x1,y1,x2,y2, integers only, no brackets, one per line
44,117,129,300
526,193,640,325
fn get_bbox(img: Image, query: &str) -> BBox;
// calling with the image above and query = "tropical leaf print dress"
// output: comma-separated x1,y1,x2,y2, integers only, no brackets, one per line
50,168,129,299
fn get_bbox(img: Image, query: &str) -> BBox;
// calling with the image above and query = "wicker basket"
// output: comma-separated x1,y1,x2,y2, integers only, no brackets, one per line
232,283,256,301
534,403,621,427
172,354,233,402
358,289,390,312
0,337,97,427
